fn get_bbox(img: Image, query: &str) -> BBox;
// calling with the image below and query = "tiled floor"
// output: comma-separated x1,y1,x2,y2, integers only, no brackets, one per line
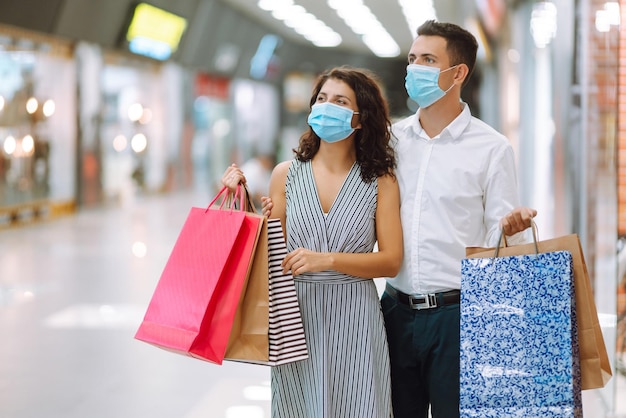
0,189,623,417
0,190,272,418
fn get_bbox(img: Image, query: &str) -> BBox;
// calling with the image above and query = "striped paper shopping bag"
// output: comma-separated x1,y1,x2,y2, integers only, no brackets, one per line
225,218,308,365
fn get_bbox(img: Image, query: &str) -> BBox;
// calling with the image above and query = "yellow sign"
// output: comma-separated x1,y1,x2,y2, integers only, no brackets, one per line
126,3,187,52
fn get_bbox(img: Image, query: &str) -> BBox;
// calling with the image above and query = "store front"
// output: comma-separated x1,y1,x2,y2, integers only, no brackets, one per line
0,25,77,226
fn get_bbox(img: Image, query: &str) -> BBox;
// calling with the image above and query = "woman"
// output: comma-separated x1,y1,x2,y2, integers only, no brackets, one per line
223,66,402,417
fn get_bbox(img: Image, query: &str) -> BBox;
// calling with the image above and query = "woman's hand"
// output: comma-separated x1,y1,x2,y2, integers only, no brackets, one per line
261,196,274,217
221,164,246,192
282,248,329,276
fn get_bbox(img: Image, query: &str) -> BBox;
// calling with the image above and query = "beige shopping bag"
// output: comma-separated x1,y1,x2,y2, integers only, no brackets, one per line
224,212,270,361
225,188,308,365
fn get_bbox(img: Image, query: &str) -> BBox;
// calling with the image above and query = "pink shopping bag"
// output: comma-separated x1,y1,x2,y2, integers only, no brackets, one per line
135,186,264,364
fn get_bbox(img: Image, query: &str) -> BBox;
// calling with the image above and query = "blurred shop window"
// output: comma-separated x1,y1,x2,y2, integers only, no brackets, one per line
0,27,75,226
192,73,232,194
283,72,316,114
0,49,60,207
250,34,281,81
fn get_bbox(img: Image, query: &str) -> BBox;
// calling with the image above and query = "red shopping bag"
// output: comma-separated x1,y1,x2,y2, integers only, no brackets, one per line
134,186,264,364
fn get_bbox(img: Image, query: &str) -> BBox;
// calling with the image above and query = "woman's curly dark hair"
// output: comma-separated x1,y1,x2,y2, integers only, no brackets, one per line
293,66,396,183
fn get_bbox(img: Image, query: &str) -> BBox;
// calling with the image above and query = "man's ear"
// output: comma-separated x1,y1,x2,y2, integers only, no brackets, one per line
455,63,470,85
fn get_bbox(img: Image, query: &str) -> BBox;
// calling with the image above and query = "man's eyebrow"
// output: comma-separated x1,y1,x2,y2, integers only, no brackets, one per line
408,52,438,61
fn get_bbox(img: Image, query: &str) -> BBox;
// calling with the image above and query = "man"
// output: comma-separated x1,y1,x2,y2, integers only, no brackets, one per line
381,20,536,418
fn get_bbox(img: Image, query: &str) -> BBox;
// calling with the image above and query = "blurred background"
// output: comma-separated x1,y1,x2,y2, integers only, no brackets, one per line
0,0,624,416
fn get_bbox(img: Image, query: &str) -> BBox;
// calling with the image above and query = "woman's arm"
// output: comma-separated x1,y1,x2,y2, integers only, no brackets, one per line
267,161,290,238
281,173,403,278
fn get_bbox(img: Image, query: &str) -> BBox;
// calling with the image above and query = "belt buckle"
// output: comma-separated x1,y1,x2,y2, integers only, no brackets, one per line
408,293,437,310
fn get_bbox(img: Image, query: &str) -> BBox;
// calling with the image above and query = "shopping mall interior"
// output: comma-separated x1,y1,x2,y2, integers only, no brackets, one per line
0,0,624,417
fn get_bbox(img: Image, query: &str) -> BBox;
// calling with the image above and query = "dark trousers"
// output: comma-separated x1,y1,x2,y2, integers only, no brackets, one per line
381,290,460,418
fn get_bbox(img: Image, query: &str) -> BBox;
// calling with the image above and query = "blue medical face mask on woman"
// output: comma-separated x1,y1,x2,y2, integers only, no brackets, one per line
307,102,359,143
405,64,458,108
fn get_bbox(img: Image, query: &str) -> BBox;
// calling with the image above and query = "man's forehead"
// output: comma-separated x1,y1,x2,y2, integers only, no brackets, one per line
409,36,448,59
410,35,447,52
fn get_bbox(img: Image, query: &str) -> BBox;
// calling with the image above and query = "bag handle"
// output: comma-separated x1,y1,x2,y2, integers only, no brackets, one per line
494,219,539,257
205,184,244,213
242,184,258,213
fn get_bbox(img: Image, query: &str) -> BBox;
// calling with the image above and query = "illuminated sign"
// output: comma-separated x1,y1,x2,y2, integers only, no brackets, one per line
126,3,187,61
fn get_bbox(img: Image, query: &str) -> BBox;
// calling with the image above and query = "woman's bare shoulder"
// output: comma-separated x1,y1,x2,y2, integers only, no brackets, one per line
377,172,398,188
271,160,292,178
274,160,291,171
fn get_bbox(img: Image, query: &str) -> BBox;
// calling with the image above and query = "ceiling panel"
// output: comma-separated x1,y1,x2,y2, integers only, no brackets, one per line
0,0,65,34
218,0,477,58
53,0,132,48
0,0,479,92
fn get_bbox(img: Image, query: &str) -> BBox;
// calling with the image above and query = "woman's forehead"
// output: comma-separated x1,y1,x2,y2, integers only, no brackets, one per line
320,78,355,99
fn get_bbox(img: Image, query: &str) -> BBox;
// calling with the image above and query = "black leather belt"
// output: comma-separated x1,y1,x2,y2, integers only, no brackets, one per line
385,283,460,310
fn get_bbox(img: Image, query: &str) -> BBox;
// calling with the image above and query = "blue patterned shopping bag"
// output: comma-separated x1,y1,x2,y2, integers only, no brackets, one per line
460,250,582,418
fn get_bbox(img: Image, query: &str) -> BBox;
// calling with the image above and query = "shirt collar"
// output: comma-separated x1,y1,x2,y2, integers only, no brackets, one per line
413,101,471,141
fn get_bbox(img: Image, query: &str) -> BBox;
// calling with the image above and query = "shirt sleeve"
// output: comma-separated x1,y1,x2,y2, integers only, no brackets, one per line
482,142,529,247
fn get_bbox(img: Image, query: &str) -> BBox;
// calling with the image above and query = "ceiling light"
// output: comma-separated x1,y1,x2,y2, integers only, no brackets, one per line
398,0,437,37
363,31,401,58
271,4,305,20
259,0,342,49
258,0,293,12
328,0,401,57
308,32,342,48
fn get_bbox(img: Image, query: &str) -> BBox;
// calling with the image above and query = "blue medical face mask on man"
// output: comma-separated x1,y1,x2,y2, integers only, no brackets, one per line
307,102,359,143
405,64,458,108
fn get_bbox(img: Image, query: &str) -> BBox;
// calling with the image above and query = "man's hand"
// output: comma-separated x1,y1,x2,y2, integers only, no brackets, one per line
500,207,537,236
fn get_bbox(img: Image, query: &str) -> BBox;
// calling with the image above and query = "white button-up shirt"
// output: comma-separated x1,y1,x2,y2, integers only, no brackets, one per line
388,103,527,294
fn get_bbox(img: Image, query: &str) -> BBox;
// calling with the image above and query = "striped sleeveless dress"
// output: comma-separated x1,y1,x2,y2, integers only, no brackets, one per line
271,159,393,418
